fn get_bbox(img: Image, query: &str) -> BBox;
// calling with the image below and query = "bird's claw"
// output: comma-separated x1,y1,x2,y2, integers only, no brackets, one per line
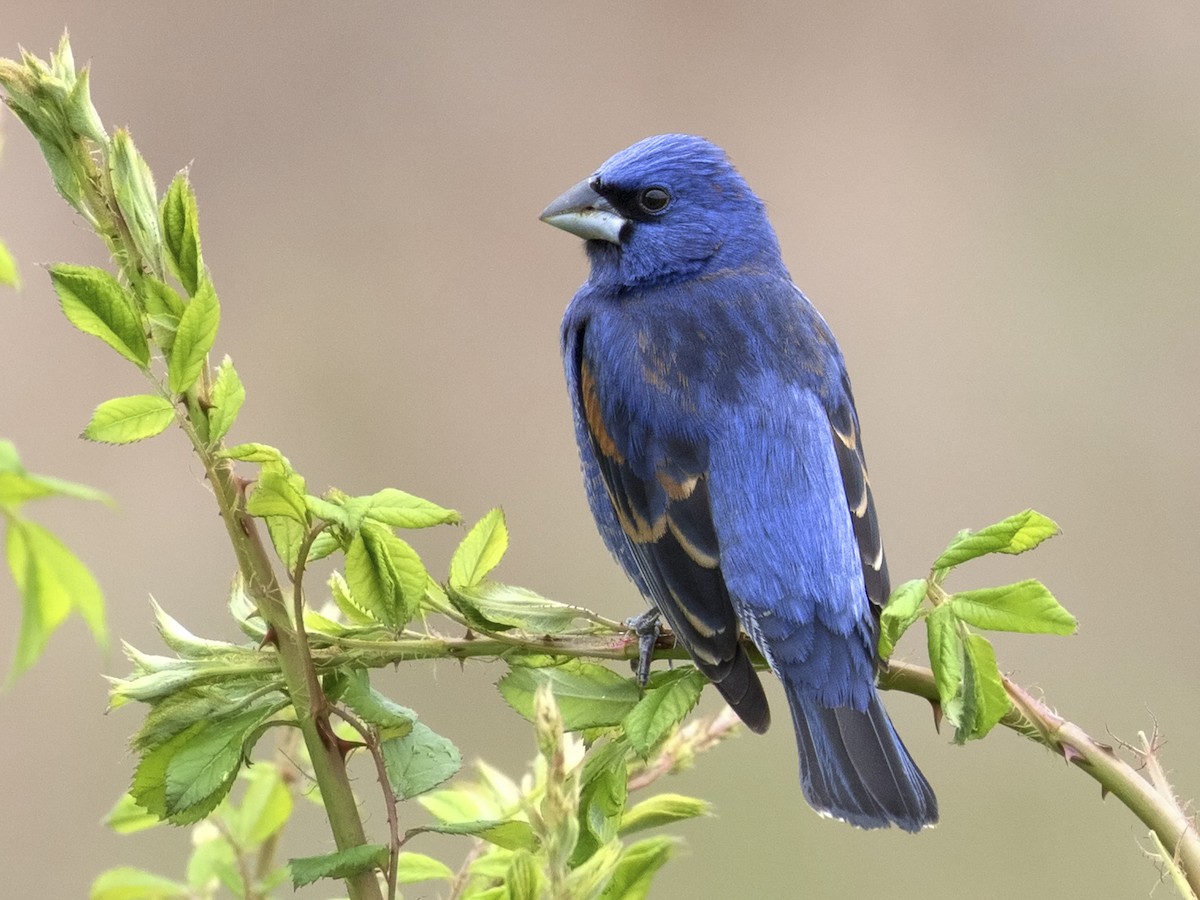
626,609,662,687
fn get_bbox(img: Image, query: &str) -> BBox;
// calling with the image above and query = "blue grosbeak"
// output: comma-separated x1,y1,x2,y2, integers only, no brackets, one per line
540,134,936,831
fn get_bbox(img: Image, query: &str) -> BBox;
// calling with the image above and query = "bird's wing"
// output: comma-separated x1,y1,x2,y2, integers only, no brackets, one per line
826,371,890,626
704,379,881,711
566,320,770,733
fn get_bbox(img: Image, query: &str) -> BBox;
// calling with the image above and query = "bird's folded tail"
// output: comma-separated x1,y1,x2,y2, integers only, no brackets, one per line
787,683,938,832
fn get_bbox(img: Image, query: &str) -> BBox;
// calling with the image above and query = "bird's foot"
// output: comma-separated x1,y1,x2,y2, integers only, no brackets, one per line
626,609,662,687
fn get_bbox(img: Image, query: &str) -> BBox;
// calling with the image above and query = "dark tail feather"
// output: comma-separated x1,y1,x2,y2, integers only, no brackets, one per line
712,647,771,734
787,683,937,832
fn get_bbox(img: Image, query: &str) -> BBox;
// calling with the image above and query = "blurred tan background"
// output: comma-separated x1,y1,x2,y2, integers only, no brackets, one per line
2,3,1198,898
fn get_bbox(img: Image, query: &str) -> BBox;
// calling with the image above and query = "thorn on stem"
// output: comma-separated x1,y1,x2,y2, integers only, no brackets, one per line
930,700,943,733
260,624,279,649
1061,742,1084,765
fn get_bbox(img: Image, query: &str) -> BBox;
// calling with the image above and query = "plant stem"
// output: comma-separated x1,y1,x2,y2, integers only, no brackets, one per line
195,448,382,900
880,661,1200,895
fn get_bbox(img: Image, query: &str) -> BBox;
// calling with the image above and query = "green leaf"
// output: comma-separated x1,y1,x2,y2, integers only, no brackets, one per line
449,507,507,589
345,488,461,530
131,722,204,819
82,395,175,444
925,605,962,715
163,709,264,818
90,866,190,900
380,720,463,800
50,264,149,366
289,844,387,889
186,833,241,895
505,850,543,900
414,818,538,851
955,632,1010,743
233,765,293,846
110,129,162,274
0,441,112,505
622,667,705,756
878,578,928,658
565,839,622,899
934,509,1060,570
161,172,203,295
450,580,591,634
599,836,679,900
139,278,184,352
336,670,416,739
619,794,712,835
219,442,287,464
0,239,19,288
6,516,107,679
949,580,1077,635
344,523,426,627
573,746,627,866
101,792,162,835
329,570,374,625
246,470,308,523
395,852,454,884
167,279,219,393
265,514,304,570
499,661,641,731
207,356,245,444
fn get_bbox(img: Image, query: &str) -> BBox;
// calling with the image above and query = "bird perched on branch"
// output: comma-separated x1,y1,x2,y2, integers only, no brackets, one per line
540,134,937,831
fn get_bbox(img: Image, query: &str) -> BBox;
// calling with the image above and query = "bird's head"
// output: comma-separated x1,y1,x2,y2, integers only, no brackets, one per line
540,134,783,288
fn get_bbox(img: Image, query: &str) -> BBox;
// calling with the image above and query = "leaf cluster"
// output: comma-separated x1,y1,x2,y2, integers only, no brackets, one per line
878,509,1076,743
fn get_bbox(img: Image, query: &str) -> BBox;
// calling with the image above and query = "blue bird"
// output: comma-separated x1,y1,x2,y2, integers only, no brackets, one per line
540,134,937,831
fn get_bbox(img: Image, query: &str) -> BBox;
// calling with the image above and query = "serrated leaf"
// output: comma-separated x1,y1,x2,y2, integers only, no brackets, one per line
565,839,622,899
345,523,426,627
265,514,304,570
110,129,162,274
925,605,961,715
619,794,712,835
622,668,705,757
220,442,286,464
878,578,928,658
449,507,507,589
336,669,415,739
955,633,1010,743
50,264,149,366
0,239,19,288
246,470,308,523
573,749,627,867
505,850,543,900
164,709,264,817
381,721,462,799
414,819,538,851
90,866,190,900
101,792,162,835
345,488,461,530
499,661,641,731
451,580,590,634
289,844,387,889
599,836,679,900
131,722,204,819
82,395,175,444
168,279,219,393
949,580,1077,635
161,173,203,295
934,509,1060,570
395,852,454,884
208,356,245,444
329,571,374,625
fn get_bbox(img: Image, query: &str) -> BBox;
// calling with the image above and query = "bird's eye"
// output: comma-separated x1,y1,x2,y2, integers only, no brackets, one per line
637,187,671,214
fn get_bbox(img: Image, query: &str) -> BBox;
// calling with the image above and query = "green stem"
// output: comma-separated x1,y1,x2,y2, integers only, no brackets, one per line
196,447,381,900
880,661,1200,896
